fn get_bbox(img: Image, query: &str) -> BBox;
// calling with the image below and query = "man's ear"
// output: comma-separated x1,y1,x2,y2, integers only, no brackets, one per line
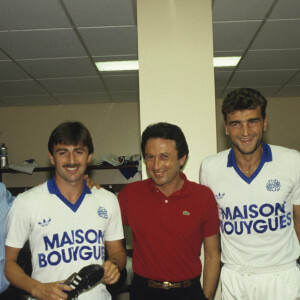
179,154,187,167
87,153,93,163
224,121,229,136
263,115,268,132
48,152,55,166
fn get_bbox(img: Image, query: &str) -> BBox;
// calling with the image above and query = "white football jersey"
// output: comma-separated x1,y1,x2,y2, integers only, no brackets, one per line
6,179,124,300
200,143,300,267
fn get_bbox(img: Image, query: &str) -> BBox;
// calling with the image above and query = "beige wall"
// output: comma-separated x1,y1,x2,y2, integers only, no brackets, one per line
0,102,140,166
216,96,300,152
1,96,298,175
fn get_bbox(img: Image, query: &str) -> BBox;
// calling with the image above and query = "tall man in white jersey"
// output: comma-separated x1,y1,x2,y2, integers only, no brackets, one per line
200,88,300,300
5,121,126,300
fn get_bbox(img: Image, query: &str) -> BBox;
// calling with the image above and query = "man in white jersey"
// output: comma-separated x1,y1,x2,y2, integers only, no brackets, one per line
5,121,126,300
200,88,300,300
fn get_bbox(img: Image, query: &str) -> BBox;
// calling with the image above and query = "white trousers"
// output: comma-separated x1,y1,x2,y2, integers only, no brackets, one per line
221,263,300,300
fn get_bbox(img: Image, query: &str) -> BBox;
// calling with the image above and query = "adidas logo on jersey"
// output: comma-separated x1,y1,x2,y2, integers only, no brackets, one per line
215,192,225,200
38,218,52,227
266,179,281,192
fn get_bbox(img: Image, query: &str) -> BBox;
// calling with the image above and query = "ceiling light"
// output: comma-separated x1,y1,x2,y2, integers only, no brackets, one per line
213,56,241,67
95,56,241,72
96,60,139,71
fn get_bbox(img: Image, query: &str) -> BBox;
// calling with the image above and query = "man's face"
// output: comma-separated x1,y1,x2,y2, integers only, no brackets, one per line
144,138,186,192
49,143,92,184
225,107,267,155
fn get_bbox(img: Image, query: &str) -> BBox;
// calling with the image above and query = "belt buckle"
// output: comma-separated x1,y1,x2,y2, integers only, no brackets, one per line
163,281,172,290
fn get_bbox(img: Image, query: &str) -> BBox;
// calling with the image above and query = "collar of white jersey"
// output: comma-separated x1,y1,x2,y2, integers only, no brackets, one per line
227,142,273,184
47,177,92,212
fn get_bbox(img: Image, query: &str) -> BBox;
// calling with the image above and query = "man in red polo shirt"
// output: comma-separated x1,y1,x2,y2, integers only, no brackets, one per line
118,122,220,300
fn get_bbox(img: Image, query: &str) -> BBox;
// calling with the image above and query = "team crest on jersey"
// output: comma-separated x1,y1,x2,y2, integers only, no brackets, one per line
97,207,108,219
38,218,51,227
266,179,281,192
215,192,225,200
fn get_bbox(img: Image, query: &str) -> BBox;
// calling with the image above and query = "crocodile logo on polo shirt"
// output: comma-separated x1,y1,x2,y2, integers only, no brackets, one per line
182,211,190,216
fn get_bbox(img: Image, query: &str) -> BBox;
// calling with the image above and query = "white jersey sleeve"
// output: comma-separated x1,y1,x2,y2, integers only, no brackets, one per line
291,150,300,205
6,188,36,249
97,188,124,242
199,162,207,186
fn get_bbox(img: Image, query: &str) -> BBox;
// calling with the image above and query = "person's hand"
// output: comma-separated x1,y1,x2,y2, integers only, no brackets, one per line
31,280,72,300
84,174,101,190
102,260,120,285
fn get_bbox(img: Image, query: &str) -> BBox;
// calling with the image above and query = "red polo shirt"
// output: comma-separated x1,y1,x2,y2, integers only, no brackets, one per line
118,172,219,281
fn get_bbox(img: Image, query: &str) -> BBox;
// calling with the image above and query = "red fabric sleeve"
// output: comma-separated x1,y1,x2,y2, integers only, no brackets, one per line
117,187,128,225
202,186,220,237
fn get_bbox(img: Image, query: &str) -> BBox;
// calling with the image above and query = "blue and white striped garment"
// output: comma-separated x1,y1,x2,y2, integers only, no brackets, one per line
0,182,14,293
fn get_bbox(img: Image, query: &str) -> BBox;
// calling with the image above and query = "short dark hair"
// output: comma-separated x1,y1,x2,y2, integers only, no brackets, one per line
141,122,189,160
222,88,267,123
48,121,94,155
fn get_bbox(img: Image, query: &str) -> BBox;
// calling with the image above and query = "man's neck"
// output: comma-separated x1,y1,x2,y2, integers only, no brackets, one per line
233,145,263,177
55,176,84,204
156,174,184,197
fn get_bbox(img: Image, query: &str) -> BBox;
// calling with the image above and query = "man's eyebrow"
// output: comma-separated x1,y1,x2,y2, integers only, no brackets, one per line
54,146,85,153
228,120,241,125
229,117,261,125
54,147,68,153
145,152,169,156
248,117,261,121
74,147,86,151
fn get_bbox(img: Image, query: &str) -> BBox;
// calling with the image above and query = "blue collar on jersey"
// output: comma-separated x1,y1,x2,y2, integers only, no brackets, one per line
227,142,272,184
47,177,92,212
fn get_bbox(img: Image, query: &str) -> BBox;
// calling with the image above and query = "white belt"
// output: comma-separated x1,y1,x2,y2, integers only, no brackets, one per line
224,261,297,276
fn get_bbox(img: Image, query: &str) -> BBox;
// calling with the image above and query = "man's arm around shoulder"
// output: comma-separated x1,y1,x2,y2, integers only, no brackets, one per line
203,233,221,300
5,246,72,300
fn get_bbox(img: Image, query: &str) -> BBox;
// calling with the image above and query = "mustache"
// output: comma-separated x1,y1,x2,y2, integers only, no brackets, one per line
63,164,80,168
